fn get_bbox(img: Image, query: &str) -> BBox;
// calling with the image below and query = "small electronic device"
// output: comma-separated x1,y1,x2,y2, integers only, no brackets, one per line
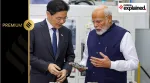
69,62,88,69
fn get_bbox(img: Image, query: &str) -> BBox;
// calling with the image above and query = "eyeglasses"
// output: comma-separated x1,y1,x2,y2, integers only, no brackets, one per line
55,17,68,22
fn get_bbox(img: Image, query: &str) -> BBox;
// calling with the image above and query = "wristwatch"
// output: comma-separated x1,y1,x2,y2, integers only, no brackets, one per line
69,62,88,69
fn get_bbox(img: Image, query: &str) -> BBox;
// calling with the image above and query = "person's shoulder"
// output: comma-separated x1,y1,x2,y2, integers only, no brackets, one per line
32,20,45,31
114,24,131,38
88,29,96,35
34,21,43,28
115,24,129,32
61,26,71,32
91,29,96,32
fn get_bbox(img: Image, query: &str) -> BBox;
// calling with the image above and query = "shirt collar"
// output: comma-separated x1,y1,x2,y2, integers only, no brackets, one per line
46,18,53,30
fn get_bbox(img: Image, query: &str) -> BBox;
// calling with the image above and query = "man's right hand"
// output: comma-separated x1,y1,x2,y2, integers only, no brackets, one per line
77,68,86,72
48,63,61,76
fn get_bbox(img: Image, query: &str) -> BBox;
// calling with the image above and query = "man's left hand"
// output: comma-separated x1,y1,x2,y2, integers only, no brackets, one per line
56,69,67,83
90,52,111,68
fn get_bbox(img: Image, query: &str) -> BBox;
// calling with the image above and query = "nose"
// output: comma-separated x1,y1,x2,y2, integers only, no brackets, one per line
94,22,99,28
59,19,66,24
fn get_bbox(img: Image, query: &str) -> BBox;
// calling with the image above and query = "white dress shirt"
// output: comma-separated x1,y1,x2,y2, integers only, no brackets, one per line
80,32,139,71
46,19,59,46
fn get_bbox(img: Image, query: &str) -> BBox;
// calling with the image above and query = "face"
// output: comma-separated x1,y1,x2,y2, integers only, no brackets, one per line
92,10,111,35
47,11,67,29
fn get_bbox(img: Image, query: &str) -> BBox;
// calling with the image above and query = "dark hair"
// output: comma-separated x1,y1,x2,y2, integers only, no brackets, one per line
47,0,70,15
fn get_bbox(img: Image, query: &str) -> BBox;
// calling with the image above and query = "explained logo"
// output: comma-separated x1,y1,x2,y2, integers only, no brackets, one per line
118,3,147,13
119,5,123,10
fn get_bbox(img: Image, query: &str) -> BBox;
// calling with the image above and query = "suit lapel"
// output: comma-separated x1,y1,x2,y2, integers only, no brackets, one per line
55,27,65,60
40,19,55,59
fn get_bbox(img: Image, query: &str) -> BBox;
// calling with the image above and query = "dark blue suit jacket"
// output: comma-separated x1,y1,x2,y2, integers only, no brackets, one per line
30,19,75,83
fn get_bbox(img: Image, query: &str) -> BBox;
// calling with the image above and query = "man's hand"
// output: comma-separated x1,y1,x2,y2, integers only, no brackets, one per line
90,52,111,68
48,63,61,76
56,69,67,83
77,68,86,72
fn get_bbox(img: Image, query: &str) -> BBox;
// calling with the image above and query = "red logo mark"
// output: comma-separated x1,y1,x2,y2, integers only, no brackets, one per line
119,5,123,10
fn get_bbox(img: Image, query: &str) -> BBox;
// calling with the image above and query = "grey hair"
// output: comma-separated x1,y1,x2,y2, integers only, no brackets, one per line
104,8,112,17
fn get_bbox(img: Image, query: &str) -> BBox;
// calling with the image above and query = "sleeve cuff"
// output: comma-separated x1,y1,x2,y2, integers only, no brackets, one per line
110,61,116,69
66,71,69,77
79,61,86,66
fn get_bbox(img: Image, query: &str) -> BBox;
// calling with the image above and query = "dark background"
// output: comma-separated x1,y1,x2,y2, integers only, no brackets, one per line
0,0,1,82
1,0,28,83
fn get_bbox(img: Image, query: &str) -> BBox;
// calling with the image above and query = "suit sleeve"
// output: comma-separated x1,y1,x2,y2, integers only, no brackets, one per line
63,30,75,76
30,29,50,73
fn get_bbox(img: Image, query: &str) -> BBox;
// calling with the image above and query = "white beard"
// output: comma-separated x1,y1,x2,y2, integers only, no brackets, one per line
96,25,109,35
96,28,107,35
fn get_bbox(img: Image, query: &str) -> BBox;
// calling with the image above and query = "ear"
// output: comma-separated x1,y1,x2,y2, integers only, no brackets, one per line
46,11,51,17
108,15,112,23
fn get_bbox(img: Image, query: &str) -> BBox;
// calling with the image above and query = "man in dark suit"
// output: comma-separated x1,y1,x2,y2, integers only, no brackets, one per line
30,0,75,83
